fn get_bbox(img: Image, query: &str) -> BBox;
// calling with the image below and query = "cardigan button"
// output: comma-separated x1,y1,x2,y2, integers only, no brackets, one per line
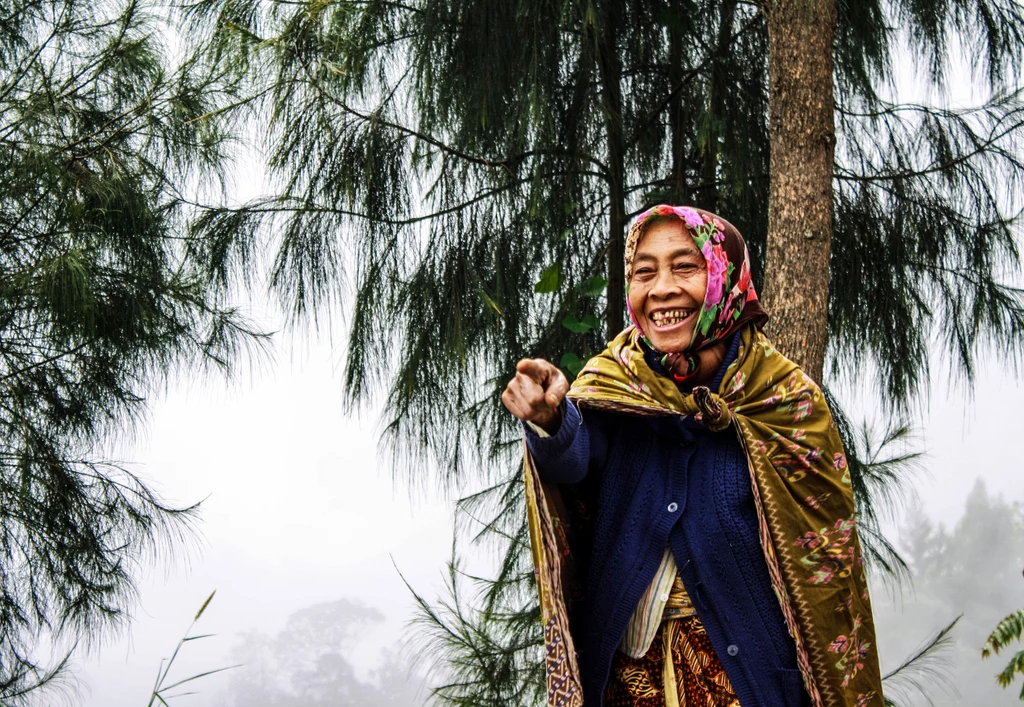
726,644,739,657
667,502,678,513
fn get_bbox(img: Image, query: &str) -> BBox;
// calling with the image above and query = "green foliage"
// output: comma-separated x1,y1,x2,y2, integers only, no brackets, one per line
533,265,562,294
406,548,545,707
0,0,262,699
561,314,599,334
983,609,1024,700
559,352,585,377
186,0,1024,487
881,616,960,707
578,277,609,297
831,93,1024,404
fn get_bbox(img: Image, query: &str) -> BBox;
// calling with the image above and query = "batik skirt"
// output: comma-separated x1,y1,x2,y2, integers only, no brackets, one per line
604,616,739,707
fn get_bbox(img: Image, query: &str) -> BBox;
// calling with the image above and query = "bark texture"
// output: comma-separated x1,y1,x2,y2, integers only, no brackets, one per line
699,0,737,213
759,0,837,383
598,5,626,340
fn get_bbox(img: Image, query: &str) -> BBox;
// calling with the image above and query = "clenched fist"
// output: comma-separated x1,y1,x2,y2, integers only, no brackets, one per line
501,341,730,434
501,358,569,434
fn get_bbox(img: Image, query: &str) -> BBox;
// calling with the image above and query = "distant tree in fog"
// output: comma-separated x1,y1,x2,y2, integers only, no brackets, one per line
223,599,424,706
873,481,1024,705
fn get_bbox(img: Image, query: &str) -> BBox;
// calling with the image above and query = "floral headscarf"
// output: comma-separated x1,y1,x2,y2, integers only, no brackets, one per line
625,204,768,382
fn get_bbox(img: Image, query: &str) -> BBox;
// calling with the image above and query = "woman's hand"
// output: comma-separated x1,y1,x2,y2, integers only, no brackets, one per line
501,359,569,434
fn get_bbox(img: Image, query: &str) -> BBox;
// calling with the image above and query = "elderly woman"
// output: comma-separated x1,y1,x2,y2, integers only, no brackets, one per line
501,206,882,707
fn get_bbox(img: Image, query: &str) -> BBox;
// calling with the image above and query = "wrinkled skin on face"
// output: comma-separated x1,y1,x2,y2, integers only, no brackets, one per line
627,219,708,353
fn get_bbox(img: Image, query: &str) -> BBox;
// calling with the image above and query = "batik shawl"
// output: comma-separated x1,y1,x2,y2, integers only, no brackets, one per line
523,323,884,707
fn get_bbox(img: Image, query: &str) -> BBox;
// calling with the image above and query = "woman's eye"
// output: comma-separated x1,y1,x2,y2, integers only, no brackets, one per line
674,263,698,272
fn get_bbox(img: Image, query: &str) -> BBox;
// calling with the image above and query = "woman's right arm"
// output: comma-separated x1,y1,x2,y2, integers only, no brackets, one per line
502,358,606,484
521,399,608,484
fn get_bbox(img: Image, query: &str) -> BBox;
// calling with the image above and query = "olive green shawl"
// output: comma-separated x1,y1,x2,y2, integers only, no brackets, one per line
524,324,883,707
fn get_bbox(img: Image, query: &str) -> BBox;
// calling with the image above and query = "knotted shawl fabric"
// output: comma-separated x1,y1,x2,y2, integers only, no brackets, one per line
523,323,884,707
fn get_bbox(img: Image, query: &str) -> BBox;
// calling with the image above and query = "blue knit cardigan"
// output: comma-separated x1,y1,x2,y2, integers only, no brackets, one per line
524,337,811,707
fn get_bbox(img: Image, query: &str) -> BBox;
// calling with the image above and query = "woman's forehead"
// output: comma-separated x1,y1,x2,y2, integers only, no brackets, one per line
634,219,700,255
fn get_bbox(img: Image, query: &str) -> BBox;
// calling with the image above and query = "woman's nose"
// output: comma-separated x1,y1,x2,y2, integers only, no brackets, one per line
649,268,682,298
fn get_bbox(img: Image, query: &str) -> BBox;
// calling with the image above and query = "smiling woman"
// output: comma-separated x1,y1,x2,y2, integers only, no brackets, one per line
624,206,764,387
502,205,884,707
627,220,708,352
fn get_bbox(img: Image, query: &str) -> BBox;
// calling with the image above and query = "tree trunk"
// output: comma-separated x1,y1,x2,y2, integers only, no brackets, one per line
759,0,836,383
598,3,626,340
699,0,737,213
668,0,691,205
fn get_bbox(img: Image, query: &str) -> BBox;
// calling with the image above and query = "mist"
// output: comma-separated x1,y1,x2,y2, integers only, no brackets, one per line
873,482,1024,706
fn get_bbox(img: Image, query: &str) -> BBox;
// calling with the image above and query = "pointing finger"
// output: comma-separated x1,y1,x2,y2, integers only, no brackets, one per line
545,370,570,408
502,386,528,421
516,371,547,408
516,358,551,386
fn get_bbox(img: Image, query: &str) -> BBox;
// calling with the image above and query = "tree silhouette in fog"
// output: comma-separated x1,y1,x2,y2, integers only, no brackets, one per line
874,481,1024,706
224,599,424,706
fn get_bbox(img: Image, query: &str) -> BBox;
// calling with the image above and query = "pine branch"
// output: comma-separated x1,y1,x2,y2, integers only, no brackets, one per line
881,616,960,706
983,609,1024,657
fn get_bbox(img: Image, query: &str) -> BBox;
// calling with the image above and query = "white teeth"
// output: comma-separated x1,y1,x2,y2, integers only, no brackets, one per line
651,309,692,326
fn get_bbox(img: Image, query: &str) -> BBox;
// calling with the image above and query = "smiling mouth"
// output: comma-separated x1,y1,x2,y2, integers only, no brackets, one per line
649,308,696,328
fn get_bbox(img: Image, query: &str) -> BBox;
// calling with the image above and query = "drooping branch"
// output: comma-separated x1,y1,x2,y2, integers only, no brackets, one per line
698,0,738,212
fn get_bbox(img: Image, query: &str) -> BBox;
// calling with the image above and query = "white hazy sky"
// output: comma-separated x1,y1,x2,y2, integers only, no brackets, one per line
76,328,459,705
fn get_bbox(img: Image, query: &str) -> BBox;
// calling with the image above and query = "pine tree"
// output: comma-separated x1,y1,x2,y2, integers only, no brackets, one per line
185,0,1024,703
0,0,262,699
189,0,1024,460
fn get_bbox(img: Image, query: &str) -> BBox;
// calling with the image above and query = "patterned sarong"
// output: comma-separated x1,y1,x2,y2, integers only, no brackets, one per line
605,617,739,707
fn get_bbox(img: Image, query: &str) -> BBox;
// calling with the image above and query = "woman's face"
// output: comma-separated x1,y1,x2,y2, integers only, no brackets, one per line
628,219,708,352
